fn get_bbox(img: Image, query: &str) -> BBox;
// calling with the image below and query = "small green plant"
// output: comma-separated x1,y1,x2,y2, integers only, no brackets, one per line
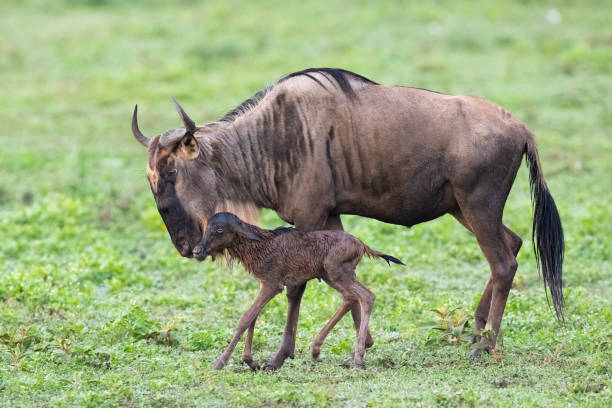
474,323,501,346
0,325,34,370
54,335,73,362
105,306,158,341
144,319,179,347
421,304,473,347
105,307,181,347
473,323,504,359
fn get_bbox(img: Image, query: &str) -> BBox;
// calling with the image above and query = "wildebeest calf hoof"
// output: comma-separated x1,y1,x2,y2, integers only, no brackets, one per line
242,357,261,371
261,361,281,372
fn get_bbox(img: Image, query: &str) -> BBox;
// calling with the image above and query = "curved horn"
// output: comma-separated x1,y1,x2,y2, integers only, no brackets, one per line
131,105,150,147
171,96,196,132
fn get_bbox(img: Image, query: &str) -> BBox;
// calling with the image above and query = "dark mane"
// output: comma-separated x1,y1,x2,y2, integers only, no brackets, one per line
280,68,378,99
219,85,274,122
272,226,295,235
404,86,445,95
218,68,378,123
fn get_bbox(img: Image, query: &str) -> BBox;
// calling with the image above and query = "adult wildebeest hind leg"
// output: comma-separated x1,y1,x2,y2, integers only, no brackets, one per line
450,136,564,355
451,212,523,355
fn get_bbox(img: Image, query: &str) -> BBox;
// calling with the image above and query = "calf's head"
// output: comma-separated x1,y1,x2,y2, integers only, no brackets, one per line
132,98,218,257
192,212,261,261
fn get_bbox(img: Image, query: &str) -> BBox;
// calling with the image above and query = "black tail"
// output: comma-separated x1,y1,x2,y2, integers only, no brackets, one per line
525,138,565,322
364,246,405,266
379,254,405,266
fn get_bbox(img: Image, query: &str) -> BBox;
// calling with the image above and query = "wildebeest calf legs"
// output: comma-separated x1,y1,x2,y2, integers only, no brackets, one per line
312,278,375,368
213,285,281,370
241,318,260,371
312,300,353,360
312,249,376,369
262,283,307,371
324,215,374,351
351,282,375,368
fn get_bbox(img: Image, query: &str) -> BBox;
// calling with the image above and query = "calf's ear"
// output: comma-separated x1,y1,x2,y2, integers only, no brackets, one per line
235,224,262,241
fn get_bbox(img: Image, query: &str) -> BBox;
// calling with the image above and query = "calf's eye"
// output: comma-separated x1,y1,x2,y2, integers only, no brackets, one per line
216,228,223,234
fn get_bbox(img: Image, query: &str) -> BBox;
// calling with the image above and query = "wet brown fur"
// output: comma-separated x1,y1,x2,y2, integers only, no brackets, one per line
193,212,403,370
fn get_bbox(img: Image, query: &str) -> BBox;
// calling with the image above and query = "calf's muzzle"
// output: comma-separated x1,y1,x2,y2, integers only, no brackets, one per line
192,241,209,261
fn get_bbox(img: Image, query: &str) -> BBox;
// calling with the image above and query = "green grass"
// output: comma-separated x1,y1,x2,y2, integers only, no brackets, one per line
1,0,611,406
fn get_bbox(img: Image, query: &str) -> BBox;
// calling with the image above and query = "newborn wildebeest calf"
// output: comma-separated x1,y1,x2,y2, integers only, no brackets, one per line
192,212,404,370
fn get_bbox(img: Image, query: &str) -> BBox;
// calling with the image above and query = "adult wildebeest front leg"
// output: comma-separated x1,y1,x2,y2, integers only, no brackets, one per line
213,285,281,370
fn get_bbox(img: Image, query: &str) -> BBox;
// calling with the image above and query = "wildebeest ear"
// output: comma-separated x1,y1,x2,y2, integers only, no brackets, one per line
176,133,199,160
235,224,262,241
171,96,196,133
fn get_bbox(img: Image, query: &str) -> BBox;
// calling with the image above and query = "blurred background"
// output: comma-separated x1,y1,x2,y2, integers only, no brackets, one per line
0,0,610,406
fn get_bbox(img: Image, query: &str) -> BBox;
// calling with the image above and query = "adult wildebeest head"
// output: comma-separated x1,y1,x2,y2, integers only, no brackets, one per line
133,95,261,257
132,98,219,257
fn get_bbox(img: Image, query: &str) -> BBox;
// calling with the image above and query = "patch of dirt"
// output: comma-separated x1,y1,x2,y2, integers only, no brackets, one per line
492,377,511,388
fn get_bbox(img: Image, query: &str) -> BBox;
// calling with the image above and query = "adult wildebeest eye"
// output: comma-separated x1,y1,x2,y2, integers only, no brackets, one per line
167,168,178,175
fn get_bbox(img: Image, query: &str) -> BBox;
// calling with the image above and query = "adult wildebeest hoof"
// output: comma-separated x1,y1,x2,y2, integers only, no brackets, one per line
469,346,490,359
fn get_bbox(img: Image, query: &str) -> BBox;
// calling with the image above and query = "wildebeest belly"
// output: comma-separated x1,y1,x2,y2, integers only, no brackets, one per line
334,167,456,227
329,131,456,226
325,88,518,227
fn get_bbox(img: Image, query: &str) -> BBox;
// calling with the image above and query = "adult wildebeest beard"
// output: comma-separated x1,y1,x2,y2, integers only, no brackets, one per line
131,68,564,365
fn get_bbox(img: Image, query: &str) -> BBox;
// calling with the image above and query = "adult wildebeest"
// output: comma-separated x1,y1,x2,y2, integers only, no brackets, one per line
131,68,563,368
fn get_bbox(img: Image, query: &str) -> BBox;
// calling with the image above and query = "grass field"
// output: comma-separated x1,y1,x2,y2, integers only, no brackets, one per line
1,0,611,406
